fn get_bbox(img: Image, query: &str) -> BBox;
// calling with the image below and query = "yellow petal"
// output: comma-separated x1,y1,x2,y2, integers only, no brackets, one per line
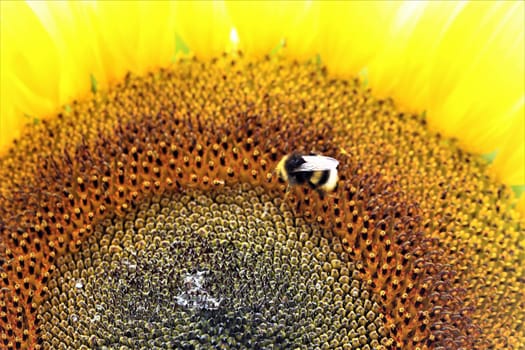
174,1,233,57
425,2,524,155
83,1,177,82
490,111,525,186
226,1,313,56
1,1,64,149
271,1,320,60
317,1,405,77
0,73,23,149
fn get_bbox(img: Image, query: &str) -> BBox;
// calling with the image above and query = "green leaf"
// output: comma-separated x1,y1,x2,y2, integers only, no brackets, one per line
481,150,498,163
270,39,285,56
315,54,322,66
90,74,98,93
512,185,525,198
175,33,190,55
358,67,368,88
24,113,40,125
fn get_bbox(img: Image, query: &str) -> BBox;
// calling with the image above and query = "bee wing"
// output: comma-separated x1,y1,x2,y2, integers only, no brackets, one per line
291,156,339,172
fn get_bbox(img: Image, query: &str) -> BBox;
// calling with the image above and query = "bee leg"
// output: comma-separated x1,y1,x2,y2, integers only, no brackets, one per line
316,189,325,200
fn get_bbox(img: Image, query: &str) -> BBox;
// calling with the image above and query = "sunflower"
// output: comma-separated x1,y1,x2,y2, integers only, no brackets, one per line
0,1,524,349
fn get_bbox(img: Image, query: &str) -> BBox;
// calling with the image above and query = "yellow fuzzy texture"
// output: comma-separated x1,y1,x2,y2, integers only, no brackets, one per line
0,0,523,204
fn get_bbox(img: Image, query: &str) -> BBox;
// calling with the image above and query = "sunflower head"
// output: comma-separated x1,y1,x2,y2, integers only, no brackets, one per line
0,2,524,349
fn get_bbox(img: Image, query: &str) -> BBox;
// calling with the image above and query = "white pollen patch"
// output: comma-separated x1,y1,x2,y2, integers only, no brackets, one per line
175,271,221,310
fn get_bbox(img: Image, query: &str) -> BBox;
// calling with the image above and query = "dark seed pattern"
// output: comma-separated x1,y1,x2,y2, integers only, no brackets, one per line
38,186,392,349
0,54,523,349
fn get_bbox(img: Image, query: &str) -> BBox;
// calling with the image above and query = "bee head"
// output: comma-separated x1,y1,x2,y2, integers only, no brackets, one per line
284,153,306,173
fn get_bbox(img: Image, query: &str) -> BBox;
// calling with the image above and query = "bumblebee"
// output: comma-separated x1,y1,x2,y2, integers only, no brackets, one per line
276,153,339,194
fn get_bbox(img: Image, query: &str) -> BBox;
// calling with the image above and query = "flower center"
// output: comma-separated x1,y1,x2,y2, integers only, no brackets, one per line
39,184,392,348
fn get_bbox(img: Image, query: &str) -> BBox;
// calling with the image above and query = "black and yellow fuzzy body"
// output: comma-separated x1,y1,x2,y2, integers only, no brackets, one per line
276,153,339,194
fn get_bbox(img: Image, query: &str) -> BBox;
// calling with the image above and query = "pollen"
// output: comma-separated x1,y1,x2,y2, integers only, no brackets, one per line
0,54,523,349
